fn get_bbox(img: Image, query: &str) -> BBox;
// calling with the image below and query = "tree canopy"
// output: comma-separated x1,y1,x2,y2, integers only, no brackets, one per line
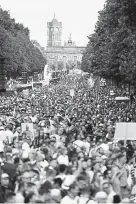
81,0,136,85
0,7,46,78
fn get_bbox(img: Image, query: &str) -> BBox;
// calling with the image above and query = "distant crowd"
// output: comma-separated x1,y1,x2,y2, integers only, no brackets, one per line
0,74,135,203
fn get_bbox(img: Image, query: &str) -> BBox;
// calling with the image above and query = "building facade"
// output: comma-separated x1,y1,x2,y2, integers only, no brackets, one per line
46,15,85,77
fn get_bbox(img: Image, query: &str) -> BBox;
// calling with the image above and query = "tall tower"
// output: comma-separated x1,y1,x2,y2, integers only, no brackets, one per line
47,14,62,47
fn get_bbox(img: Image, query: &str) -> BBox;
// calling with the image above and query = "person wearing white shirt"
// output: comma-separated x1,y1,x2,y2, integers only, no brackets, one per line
0,129,6,143
5,125,14,144
57,155,69,166
57,147,69,166
30,115,37,123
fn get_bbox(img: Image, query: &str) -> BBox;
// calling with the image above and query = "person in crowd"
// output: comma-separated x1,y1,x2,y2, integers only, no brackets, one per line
0,74,135,203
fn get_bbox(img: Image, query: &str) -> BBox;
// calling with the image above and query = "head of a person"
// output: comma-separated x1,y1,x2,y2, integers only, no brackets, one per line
103,167,112,180
78,151,84,160
115,153,126,166
50,159,58,169
44,136,50,144
6,124,13,131
118,140,124,148
59,164,67,174
92,159,101,172
5,153,13,163
87,158,92,168
46,169,56,182
101,155,107,165
58,147,67,156
53,178,63,189
21,170,31,184
1,173,10,188
50,137,56,146
82,160,88,170
69,182,78,197
80,186,90,197
101,181,110,195
30,168,40,183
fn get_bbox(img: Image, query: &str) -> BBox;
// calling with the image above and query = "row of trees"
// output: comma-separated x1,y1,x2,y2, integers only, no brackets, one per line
81,0,136,86
0,7,46,78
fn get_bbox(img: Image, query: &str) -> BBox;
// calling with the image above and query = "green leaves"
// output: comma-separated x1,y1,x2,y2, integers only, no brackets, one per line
0,7,46,78
81,0,136,86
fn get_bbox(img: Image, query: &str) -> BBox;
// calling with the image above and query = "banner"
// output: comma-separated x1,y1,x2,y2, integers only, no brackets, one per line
115,97,129,102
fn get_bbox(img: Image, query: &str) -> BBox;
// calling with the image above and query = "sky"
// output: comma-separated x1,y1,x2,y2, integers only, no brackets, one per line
0,0,106,48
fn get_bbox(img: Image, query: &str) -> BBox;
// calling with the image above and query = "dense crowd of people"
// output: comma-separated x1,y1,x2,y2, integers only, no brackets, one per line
0,73,135,203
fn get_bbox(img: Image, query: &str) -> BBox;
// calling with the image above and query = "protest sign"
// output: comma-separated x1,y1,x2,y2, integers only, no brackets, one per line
115,97,130,103
114,123,136,141
23,89,29,97
110,90,115,96
21,123,34,139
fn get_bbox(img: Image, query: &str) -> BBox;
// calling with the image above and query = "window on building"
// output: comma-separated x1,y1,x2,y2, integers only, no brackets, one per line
63,56,66,61
74,56,77,61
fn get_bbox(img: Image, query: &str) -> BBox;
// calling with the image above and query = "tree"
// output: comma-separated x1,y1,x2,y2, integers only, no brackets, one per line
0,7,46,78
82,0,136,86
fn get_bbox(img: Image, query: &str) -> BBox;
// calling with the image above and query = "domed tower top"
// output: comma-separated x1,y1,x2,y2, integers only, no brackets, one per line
47,14,62,47
51,13,59,24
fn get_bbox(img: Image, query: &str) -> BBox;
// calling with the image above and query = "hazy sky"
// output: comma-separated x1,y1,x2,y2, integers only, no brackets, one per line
0,0,106,48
